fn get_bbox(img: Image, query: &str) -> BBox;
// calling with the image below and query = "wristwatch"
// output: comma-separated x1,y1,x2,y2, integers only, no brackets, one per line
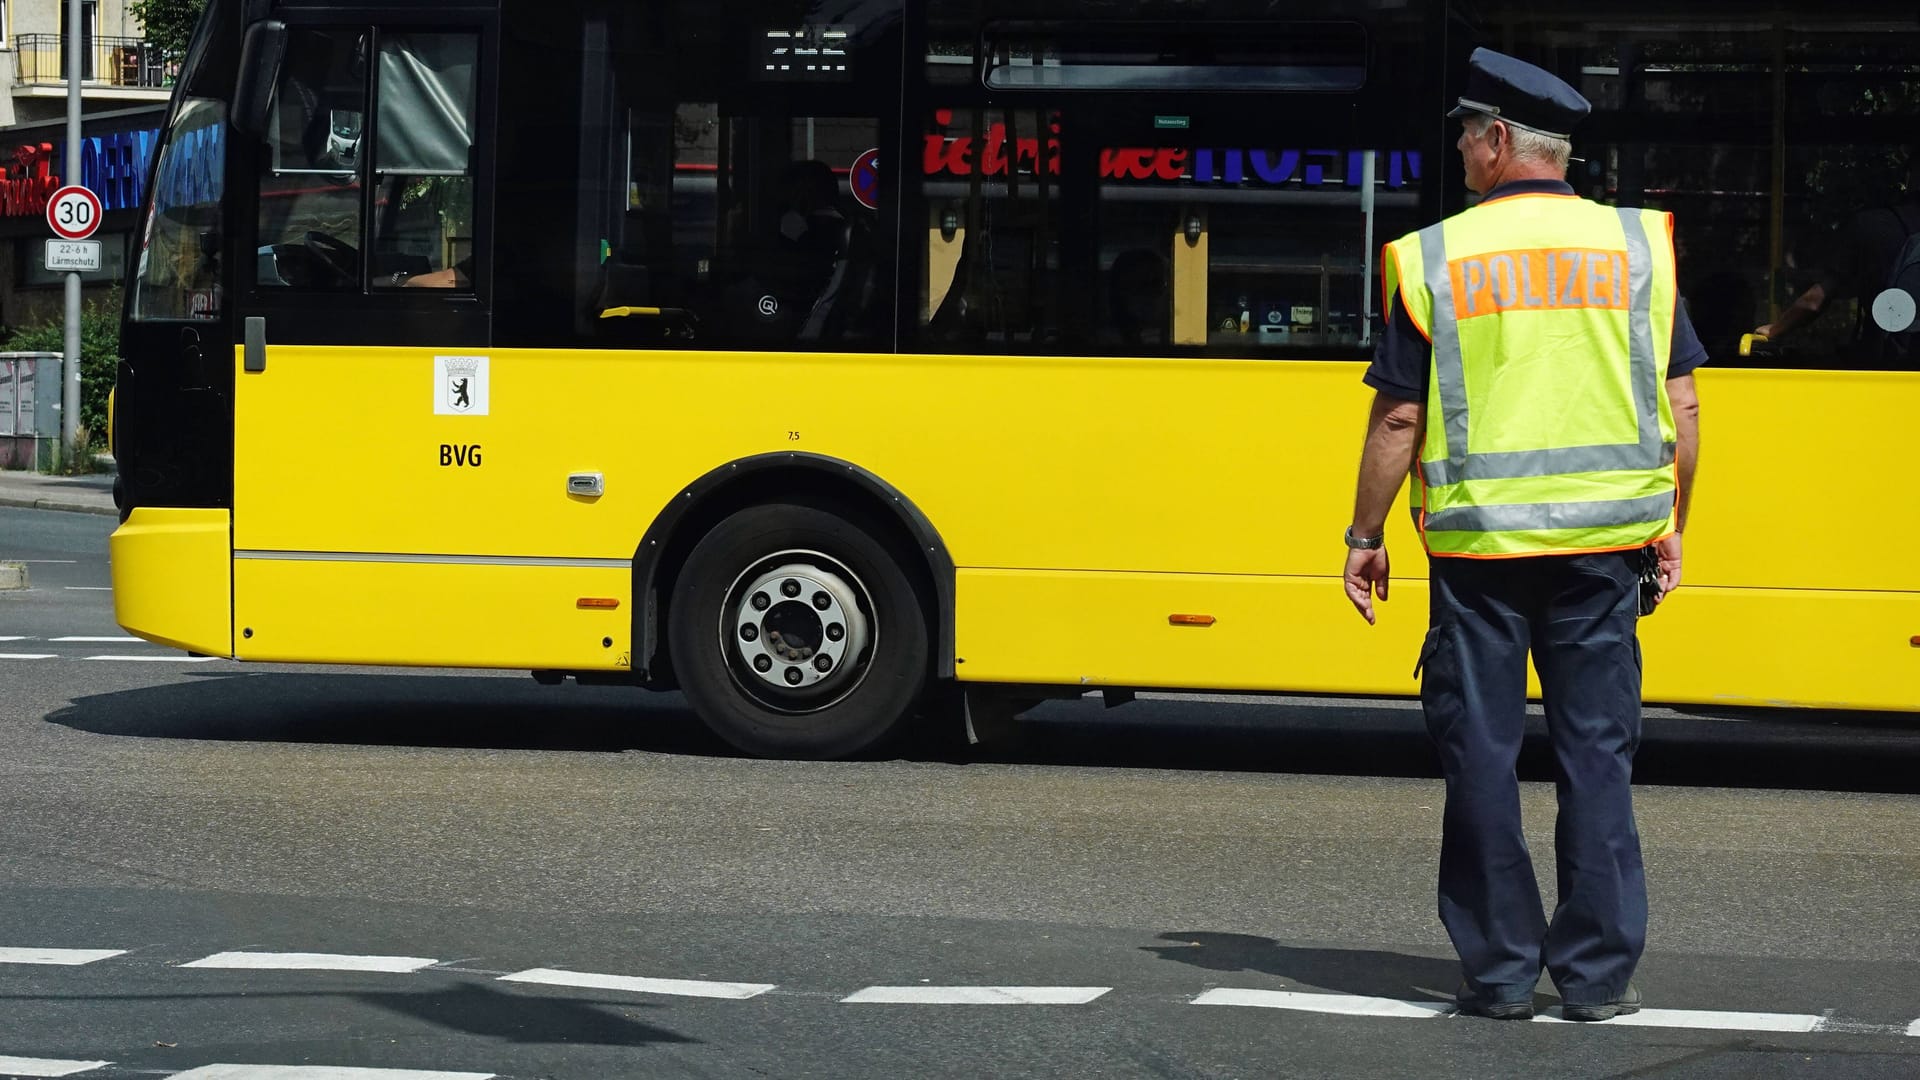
1344,527,1385,550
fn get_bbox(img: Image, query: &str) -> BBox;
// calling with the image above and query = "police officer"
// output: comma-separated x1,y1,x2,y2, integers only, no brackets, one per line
1342,48,1704,1022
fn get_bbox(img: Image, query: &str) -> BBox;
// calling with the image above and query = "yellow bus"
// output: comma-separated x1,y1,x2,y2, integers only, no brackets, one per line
110,0,1920,757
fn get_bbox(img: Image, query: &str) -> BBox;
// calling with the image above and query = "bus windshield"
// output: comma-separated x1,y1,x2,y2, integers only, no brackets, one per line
132,98,226,322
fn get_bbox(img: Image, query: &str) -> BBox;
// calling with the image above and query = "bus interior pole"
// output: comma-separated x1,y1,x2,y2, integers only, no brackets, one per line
62,0,82,469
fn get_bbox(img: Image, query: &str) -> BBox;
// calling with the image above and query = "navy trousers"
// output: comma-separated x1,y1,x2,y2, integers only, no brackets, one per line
1420,550,1647,1007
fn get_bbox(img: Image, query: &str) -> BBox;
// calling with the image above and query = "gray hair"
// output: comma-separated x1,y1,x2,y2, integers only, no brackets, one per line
1465,113,1572,174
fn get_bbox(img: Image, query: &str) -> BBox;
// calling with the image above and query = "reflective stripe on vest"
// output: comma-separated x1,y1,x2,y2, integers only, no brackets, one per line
1383,197,1678,557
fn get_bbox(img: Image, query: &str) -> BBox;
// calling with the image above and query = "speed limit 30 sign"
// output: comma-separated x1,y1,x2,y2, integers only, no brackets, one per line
47,185,103,241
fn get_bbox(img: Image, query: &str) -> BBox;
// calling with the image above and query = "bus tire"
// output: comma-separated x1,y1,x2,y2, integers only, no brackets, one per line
667,501,930,759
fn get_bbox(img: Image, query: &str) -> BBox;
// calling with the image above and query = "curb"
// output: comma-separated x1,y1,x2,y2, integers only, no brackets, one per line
0,561,24,590
0,495,118,518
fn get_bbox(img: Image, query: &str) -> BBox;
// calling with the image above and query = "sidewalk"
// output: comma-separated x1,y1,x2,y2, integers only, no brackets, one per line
0,469,118,517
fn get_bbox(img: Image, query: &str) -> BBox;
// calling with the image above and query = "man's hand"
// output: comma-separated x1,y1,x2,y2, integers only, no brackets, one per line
1652,532,1683,604
1345,546,1391,625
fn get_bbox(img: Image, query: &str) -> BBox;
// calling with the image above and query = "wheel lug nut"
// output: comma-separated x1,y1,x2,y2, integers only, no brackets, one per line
784,667,804,685
814,654,833,672
826,623,844,642
781,579,801,598
753,655,773,673
751,592,771,611
740,624,758,642
813,591,831,610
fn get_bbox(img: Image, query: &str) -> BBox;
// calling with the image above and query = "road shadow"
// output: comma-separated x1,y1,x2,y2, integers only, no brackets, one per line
3,981,692,1047
45,670,733,756
355,980,697,1045
1143,931,1464,1004
973,696,1920,794
43,671,1920,793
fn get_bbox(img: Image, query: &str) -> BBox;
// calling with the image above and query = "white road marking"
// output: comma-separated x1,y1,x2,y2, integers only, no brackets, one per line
15,560,78,564
82,654,218,663
499,967,774,1000
0,653,56,660
52,636,140,642
166,1060,495,1068
63,586,111,591
1192,988,1451,1018
0,947,127,966
182,952,438,973
1908,1018,1920,1037
0,635,25,641
1535,1007,1823,1031
842,986,1112,1005
0,1057,111,1077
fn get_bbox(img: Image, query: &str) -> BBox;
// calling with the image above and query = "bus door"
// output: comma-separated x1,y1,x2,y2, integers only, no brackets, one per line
228,11,498,663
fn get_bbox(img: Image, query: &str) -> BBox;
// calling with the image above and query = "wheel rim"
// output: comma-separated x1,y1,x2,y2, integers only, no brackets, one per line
718,548,876,713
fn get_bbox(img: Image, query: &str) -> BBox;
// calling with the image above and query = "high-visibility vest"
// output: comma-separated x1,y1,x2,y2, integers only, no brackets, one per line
1381,194,1680,558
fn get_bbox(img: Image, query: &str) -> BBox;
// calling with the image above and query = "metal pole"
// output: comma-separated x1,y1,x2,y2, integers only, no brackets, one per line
1359,150,1376,348
61,0,83,470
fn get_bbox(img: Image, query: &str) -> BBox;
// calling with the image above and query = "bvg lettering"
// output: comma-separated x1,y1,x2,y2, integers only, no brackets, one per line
439,443,482,467
1449,248,1628,319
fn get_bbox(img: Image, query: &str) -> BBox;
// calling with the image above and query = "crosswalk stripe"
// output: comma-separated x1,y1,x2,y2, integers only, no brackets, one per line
166,1060,499,1068
82,655,219,663
1535,1007,1823,1031
182,952,438,973
0,1055,111,1076
842,986,1112,1005
1190,987,1828,1032
0,947,127,966
499,967,774,1000
1192,988,1451,1018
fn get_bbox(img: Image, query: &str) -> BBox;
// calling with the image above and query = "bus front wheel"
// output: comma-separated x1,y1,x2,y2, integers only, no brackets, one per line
667,501,930,759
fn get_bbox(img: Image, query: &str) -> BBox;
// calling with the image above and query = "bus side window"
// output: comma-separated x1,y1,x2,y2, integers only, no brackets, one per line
255,28,367,290
610,99,885,348
371,33,479,291
920,107,1065,351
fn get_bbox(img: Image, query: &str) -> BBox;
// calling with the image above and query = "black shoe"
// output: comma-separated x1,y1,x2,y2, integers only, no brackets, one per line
1455,982,1535,1020
1562,982,1643,1022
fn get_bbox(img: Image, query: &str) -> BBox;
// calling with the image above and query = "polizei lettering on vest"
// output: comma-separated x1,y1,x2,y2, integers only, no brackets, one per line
1448,247,1629,319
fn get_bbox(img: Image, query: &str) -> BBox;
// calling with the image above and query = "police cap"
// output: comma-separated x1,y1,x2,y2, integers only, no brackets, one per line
1447,47,1591,140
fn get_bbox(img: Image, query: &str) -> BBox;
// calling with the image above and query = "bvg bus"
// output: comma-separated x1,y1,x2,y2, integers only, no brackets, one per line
110,0,1920,757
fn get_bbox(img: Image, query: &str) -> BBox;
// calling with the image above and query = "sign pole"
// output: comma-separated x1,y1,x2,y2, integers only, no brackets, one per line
61,0,83,470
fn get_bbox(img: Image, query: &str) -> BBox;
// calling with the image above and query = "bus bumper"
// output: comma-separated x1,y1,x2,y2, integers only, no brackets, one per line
110,507,233,658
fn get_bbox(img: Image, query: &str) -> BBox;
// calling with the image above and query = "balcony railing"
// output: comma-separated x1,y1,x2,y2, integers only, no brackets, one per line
13,34,170,90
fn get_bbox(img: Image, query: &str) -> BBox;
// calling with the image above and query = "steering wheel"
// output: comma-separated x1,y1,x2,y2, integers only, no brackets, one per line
303,230,359,284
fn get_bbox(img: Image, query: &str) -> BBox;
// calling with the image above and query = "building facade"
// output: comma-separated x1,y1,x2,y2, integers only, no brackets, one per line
0,0,166,331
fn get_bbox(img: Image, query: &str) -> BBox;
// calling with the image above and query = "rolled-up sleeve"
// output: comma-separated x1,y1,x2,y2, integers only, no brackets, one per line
1668,302,1709,378
1363,294,1431,402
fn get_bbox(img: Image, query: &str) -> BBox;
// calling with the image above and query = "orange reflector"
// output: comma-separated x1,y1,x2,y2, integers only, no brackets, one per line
1912,636,1920,648
577,598,620,609
1169,614,1216,627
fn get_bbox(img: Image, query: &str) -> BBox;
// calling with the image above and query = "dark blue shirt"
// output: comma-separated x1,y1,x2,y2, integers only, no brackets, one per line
1364,180,1710,402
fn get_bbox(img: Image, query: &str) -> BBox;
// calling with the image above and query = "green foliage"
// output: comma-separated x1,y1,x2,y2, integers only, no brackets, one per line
130,0,208,60
4,289,121,441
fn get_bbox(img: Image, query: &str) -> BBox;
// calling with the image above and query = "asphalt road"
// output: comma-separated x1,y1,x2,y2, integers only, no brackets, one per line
3,505,1919,1079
